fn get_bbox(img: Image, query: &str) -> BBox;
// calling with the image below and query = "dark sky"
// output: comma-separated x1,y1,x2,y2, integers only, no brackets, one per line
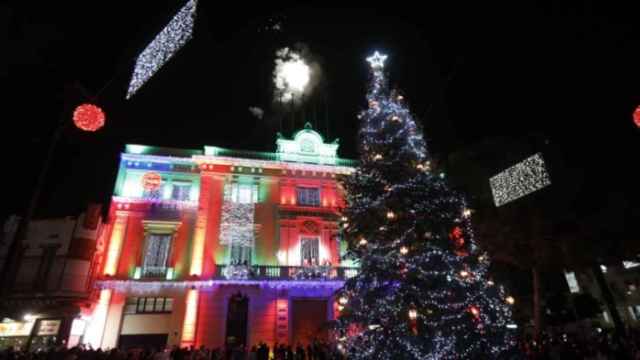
2,2,639,222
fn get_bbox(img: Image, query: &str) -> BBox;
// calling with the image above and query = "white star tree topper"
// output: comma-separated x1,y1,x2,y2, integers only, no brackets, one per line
366,51,388,69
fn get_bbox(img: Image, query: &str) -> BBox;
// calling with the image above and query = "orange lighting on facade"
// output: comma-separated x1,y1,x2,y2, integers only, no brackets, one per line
181,289,199,346
104,215,127,275
190,217,206,276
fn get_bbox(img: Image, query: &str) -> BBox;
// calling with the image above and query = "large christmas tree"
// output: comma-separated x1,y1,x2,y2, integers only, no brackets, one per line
335,52,516,359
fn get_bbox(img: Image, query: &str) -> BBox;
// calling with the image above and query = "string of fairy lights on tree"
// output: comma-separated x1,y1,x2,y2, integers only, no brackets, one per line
334,51,516,359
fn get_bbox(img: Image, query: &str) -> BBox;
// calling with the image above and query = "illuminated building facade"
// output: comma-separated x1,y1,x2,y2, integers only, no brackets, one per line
93,124,357,349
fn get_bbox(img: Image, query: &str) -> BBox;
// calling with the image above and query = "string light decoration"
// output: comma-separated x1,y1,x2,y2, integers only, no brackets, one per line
222,264,251,280
97,279,345,293
335,51,515,359
219,201,255,248
126,0,198,99
73,104,105,132
489,153,551,207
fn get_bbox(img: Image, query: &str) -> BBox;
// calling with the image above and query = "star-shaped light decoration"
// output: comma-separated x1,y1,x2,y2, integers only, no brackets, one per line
367,51,387,69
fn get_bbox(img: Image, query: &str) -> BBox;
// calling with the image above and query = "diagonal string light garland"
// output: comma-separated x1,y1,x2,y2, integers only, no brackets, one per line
126,0,198,99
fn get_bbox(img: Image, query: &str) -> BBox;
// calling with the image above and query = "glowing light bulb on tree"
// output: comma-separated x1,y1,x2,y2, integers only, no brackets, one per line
469,306,480,318
386,211,395,219
338,296,349,305
408,309,418,320
400,246,409,255
505,296,515,305
359,238,368,246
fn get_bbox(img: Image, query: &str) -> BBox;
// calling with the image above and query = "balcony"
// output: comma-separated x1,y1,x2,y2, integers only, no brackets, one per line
97,265,358,293
214,264,358,281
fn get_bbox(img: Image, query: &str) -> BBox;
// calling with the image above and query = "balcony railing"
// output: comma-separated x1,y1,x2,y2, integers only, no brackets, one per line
215,264,358,281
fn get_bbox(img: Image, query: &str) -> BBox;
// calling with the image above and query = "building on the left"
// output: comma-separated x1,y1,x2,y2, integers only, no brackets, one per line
0,204,107,351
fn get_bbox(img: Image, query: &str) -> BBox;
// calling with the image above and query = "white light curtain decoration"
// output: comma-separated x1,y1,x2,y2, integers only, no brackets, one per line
489,153,551,207
126,0,198,99
219,201,255,248
223,264,252,280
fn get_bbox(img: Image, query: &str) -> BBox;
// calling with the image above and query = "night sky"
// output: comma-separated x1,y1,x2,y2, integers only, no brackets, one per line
3,2,639,225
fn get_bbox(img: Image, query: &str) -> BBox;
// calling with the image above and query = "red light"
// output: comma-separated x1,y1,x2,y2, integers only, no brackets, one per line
449,226,465,248
142,172,162,191
634,105,640,128
469,305,480,318
73,104,105,132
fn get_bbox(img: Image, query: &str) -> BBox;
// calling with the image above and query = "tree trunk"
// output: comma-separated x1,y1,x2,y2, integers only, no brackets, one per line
592,262,626,338
532,265,542,340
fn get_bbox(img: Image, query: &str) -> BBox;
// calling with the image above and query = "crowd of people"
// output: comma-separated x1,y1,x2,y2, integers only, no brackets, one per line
515,328,640,359
2,332,640,359
0,340,343,360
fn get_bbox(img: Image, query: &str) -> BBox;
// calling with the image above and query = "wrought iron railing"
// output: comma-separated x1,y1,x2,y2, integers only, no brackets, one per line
215,264,358,281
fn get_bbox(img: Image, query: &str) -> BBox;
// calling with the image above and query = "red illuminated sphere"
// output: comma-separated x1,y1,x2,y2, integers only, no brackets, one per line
73,103,105,132
142,172,162,191
634,105,640,128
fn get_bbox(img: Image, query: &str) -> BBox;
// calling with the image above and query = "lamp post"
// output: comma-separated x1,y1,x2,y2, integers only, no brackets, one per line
0,84,104,293
0,114,66,294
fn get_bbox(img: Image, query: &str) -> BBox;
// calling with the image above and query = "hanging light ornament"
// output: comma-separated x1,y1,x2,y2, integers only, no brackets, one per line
73,103,106,132
469,305,481,318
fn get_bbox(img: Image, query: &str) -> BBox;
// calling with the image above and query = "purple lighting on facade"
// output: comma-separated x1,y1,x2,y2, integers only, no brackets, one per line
97,279,345,293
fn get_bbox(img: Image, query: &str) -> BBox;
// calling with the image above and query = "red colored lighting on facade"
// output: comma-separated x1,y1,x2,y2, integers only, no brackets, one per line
73,103,105,132
634,105,640,128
